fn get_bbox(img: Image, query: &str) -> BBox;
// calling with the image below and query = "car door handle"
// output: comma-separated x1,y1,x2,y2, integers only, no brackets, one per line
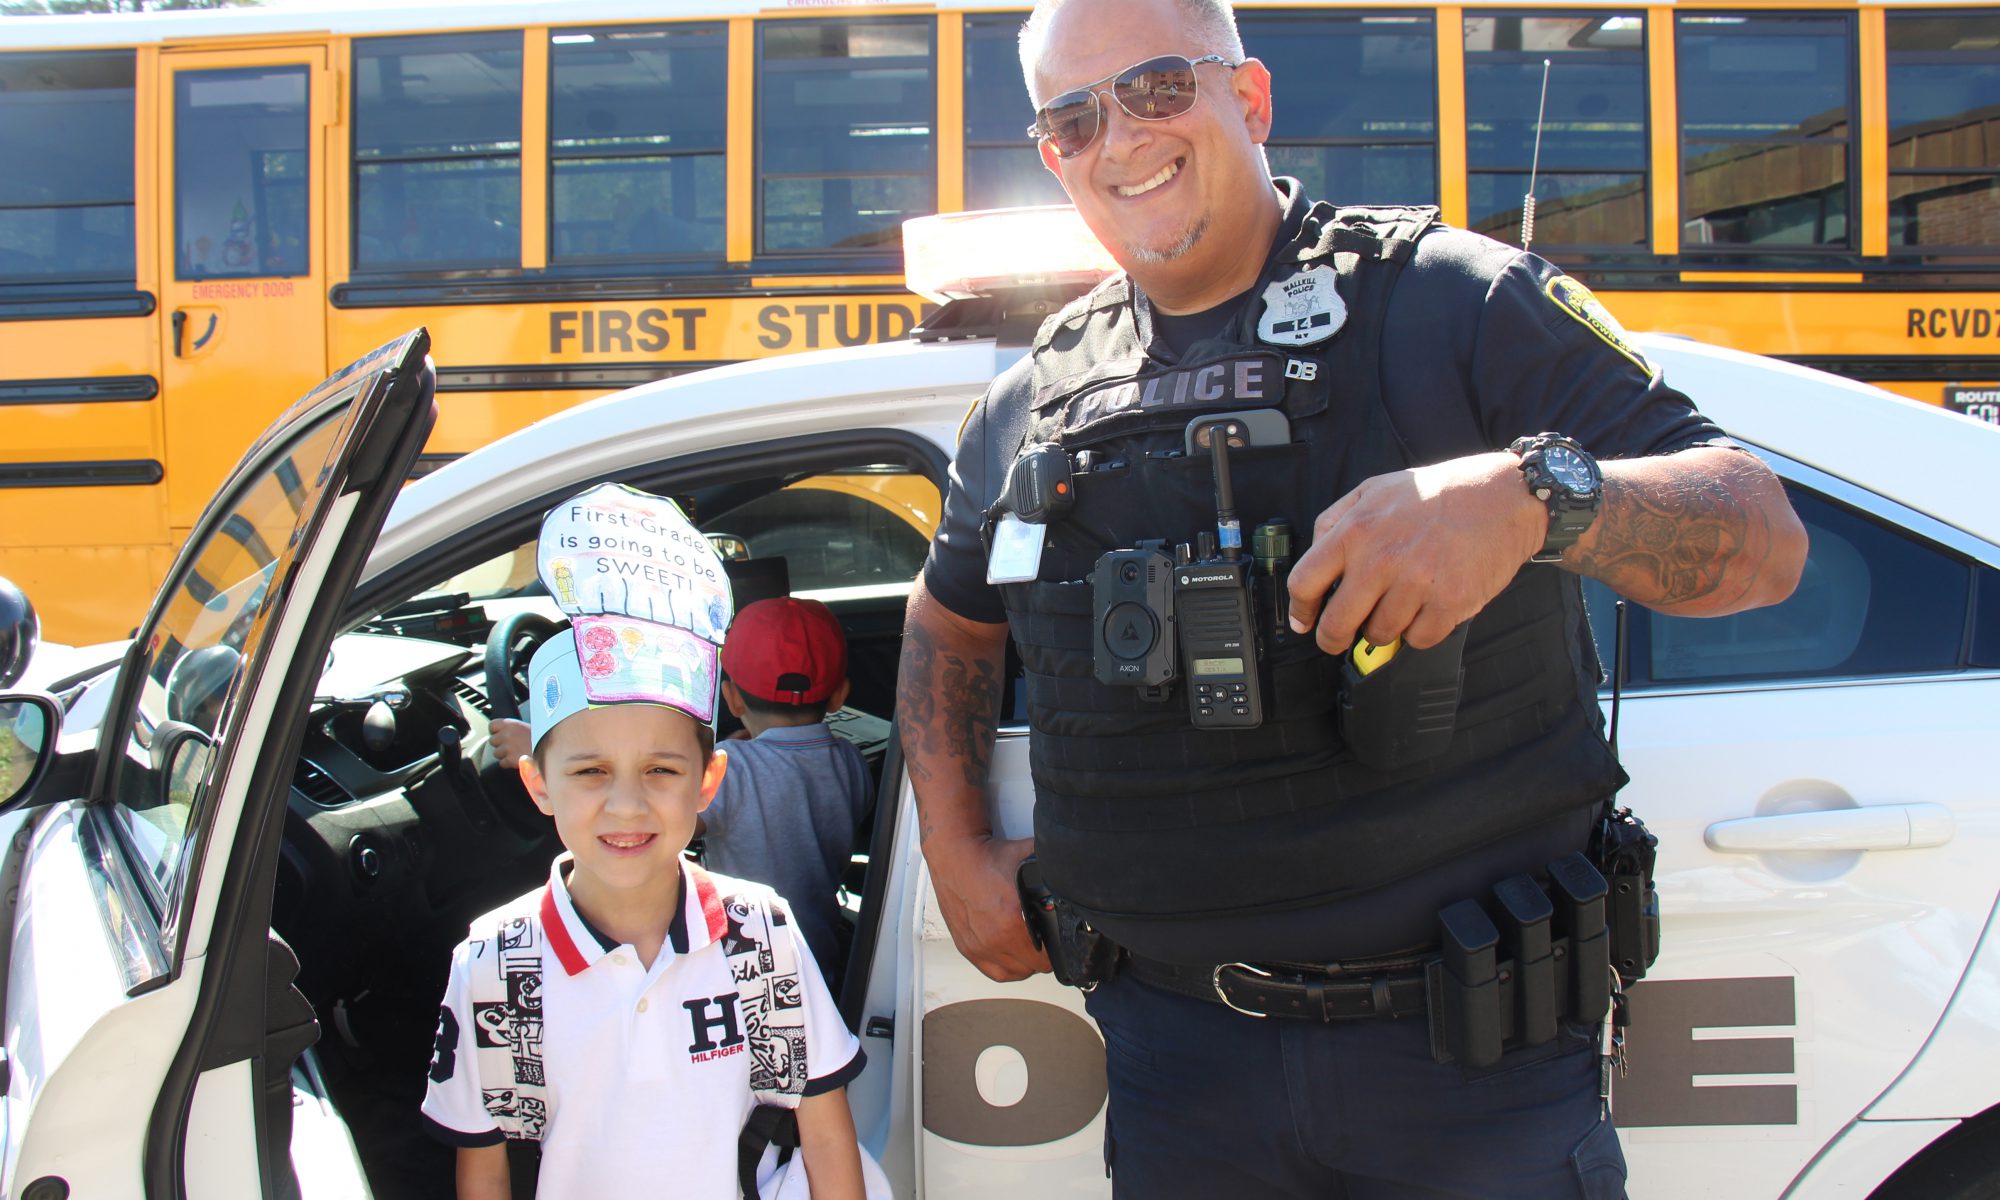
1705,803,1955,853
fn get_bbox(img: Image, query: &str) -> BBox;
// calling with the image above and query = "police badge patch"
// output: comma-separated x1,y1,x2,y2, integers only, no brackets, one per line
1544,275,1658,380
1258,265,1346,347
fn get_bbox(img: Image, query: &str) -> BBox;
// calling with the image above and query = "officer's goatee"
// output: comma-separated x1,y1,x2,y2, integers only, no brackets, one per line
1128,214,1210,264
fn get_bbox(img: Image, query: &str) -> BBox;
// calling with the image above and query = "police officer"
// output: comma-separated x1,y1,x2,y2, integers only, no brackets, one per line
897,0,1808,1194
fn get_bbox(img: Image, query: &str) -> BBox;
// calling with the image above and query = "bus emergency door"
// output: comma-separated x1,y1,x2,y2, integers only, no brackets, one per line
156,46,330,535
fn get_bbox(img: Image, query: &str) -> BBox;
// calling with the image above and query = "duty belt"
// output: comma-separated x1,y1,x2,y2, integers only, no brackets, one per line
1124,951,1433,1021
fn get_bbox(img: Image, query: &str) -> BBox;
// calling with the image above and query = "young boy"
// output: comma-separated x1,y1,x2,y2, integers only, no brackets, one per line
701,597,874,977
422,485,866,1200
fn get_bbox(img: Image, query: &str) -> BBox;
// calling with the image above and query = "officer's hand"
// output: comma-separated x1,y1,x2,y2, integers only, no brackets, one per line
488,718,532,769
1287,451,1544,653
924,832,1051,982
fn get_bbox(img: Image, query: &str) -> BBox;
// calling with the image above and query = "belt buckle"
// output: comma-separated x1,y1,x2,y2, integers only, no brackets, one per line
1212,962,1275,1018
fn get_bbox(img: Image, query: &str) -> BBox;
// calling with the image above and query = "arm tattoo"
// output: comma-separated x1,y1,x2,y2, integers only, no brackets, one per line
896,620,1002,839
1573,461,1772,607
897,622,939,786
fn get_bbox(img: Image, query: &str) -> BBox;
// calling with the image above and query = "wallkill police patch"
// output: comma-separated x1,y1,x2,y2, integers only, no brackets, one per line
1545,275,1657,379
1258,265,1345,347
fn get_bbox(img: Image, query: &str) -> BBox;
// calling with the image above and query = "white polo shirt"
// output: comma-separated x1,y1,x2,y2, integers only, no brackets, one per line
421,854,864,1197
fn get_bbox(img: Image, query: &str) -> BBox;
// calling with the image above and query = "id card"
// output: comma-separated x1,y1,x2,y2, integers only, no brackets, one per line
986,512,1047,584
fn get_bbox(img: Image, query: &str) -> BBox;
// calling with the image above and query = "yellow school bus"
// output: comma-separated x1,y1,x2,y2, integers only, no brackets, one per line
1,0,1995,642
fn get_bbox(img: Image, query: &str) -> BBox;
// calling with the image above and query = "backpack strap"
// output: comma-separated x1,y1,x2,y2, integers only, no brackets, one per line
464,891,550,1141
713,877,810,1197
714,878,809,1107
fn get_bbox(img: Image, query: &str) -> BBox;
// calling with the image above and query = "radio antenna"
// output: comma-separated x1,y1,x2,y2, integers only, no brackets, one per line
1522,58,1552,251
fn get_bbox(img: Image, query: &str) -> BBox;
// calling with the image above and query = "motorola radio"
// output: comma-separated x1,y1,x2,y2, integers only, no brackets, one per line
1174,417,1263,729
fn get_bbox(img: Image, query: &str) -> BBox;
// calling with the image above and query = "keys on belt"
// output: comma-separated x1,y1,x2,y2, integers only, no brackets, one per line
1124,954,1433,1021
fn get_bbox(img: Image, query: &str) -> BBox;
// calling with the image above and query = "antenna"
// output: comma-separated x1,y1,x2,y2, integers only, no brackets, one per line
1522,58,1552,251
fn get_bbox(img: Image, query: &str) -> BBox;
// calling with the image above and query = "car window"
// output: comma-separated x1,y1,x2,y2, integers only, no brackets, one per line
1584,484,1976,687
707,478,935,592
106,415,345,927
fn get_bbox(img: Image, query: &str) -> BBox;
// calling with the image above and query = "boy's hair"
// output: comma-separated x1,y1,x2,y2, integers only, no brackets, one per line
531,706,717,771
734,688,831,724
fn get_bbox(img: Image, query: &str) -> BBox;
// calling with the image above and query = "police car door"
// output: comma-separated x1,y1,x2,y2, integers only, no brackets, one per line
1,332,434,1198
1595,461,2000,1198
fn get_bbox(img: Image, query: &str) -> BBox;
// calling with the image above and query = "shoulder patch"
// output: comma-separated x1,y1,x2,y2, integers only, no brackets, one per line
1544,275,1656,380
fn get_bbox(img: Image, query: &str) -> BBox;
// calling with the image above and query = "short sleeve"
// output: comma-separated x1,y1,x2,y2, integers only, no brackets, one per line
420,939,507,1147
783,904,866,1095
1470,252,1729,460
920,365,1025,626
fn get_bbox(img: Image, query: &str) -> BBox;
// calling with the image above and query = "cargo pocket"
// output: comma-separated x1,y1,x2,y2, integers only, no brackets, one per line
1569,1116,1628,1200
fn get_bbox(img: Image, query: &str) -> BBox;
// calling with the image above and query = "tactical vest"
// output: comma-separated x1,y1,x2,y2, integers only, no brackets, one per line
997,201,1627,941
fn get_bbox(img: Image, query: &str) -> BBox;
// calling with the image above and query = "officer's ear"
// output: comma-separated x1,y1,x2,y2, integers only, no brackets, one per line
1230,57,1275,145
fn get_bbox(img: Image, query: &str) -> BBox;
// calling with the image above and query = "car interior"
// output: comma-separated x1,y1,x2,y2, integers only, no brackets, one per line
276,443,943,1198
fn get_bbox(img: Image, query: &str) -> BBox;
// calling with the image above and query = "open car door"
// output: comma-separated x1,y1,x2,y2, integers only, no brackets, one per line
2,332,435,1199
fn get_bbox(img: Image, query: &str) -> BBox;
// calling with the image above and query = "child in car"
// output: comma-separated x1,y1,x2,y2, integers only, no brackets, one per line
700,597,874,978
421,484,866,1200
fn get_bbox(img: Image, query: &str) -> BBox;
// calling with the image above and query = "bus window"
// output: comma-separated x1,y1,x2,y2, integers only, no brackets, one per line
1463,14,1647,251
549,25,728,263
0,51,135,285
1888,12,2000,258
757,17,936,255
1677,13,1854,250
353,32,522,271
963,14,1066,211
174,67,309,280
1243,11,1438,206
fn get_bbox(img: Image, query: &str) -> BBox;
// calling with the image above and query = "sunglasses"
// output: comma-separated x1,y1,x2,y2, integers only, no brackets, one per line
1028,53,1239,160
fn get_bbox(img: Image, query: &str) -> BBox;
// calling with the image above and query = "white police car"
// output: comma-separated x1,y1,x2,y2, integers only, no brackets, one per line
1,212,1998,1200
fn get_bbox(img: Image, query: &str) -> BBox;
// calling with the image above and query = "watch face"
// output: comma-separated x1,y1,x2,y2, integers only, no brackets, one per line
1545,447,1597,496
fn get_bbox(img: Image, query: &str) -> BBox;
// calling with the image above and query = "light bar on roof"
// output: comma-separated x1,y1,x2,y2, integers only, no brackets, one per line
903,206,1118,305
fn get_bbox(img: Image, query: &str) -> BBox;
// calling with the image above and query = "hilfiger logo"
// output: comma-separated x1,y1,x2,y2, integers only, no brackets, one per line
685,992,746,1062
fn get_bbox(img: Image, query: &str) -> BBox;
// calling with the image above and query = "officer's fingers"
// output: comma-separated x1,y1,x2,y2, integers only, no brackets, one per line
1359,582,1424,651
1313,566,1385,655
1286,532,1348,634
1400,604,1463,652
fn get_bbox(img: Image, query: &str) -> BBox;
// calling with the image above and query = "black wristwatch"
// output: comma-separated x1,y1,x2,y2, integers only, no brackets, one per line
1509,433,1601,562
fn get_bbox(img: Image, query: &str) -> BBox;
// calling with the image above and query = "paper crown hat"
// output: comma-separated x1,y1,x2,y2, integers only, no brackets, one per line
526,483,734,749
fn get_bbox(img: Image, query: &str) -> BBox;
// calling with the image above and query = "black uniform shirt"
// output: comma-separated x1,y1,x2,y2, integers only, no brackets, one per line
925,191,1727,626
918,187,1730,956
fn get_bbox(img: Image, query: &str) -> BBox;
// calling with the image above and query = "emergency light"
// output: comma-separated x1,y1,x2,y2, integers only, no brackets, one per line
902,206,1118,305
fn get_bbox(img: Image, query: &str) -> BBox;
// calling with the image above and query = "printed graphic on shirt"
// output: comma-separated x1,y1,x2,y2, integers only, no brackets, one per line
429,1006,459,1084
1544,275,1657,380
481,1087,547,1139
473,915,549,1137
722,895,810,1099
1258,265,1346,347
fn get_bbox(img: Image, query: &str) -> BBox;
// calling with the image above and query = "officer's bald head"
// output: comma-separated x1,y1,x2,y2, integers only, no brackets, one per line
1018,0,1245,104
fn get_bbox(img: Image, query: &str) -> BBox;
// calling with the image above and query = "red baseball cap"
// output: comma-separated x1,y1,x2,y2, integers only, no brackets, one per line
721,597,848,705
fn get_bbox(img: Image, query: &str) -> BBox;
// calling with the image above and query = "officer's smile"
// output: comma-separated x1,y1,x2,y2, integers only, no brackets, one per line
1115,157,1183,198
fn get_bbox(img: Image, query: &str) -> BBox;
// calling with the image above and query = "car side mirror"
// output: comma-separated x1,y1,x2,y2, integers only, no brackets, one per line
151,720,215,812
0,691,62,810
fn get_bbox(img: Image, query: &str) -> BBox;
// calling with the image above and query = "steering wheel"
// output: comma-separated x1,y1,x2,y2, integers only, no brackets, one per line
484,612,561,721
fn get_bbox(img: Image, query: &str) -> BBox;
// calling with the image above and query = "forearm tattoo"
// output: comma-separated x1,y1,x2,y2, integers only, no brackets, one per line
1572,459,1773,607
896,620,1001,824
